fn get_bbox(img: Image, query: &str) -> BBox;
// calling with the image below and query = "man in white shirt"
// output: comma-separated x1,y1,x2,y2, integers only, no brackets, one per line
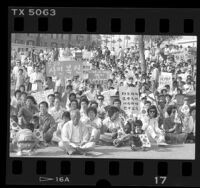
29,65,45,91
59,109,95,155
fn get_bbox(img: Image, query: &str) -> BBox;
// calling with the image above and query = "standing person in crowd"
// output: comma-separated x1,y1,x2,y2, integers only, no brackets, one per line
29,65,45,91
47,94,55,111
15,69,26,90
62,85,73,108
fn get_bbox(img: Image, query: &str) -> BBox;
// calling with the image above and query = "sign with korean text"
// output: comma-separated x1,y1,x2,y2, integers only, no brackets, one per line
88,70,111,88
119,86,140,114
75,51,82,59
46,61,82,79
158,72,173,91
31,89,54,104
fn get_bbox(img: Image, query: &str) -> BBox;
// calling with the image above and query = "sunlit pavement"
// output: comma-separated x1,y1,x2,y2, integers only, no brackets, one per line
10,143,195,159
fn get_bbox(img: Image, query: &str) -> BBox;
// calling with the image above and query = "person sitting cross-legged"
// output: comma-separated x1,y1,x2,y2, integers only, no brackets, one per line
59,109,95,155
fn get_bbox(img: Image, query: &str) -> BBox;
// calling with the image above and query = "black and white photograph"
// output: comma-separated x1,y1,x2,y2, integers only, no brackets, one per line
9,34,196,159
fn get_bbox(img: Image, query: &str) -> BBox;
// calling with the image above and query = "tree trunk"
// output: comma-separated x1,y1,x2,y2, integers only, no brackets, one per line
138,35,146,73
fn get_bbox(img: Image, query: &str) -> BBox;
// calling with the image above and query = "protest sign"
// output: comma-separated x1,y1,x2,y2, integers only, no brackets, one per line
46,61,83,79
34,129,43,141
75,51,82,59
82,62,92,79
174,52,186,62
158,72,173,91
88,70,111,89
31,89,54,104
119,86,140,115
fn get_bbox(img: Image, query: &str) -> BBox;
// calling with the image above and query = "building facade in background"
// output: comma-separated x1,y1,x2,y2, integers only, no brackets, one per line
11,34,101,48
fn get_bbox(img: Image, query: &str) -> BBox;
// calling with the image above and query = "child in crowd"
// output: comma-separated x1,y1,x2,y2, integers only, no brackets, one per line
113,121,132,147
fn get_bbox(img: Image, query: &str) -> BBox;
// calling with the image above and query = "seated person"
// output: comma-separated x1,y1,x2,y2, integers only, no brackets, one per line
100,106,124,145
85,107,102,143
37,101,57,144
59,109,95,155
113,121,132,147
11,123,39,156
52,111,71,144
130,120,151,151
163,105,187,144
142,105,167,146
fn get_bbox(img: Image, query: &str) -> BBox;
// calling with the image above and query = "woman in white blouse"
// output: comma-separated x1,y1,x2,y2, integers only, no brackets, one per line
142,105,167,146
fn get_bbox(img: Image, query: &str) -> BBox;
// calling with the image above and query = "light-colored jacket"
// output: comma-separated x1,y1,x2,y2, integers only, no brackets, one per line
61,120,89,143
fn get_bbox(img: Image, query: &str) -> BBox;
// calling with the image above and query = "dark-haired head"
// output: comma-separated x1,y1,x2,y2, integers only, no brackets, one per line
190,106,196,115
14,90,21,98
166,105,177,116
62,111,71,120
48,94,55,99
69,93,76,101
39,101,49,109
70,99,79,110
147,105,158,118
107,106,120,118
26,123,34,132
26,95,37,105
90,101,98,108
87,106,97,116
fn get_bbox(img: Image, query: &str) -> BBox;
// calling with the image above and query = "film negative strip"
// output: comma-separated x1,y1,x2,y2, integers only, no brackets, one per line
7,6,200,186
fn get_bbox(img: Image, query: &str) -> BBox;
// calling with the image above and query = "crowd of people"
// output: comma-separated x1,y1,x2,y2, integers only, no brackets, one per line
10,38,196,156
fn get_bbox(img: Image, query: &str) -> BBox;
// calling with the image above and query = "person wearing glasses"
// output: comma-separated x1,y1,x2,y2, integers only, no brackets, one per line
142,105,167,146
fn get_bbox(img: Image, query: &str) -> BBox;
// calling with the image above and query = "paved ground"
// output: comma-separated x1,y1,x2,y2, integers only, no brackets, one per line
10,143,195,159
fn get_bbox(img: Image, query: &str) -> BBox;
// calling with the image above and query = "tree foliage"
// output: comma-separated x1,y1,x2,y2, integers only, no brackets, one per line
134,35,182,46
